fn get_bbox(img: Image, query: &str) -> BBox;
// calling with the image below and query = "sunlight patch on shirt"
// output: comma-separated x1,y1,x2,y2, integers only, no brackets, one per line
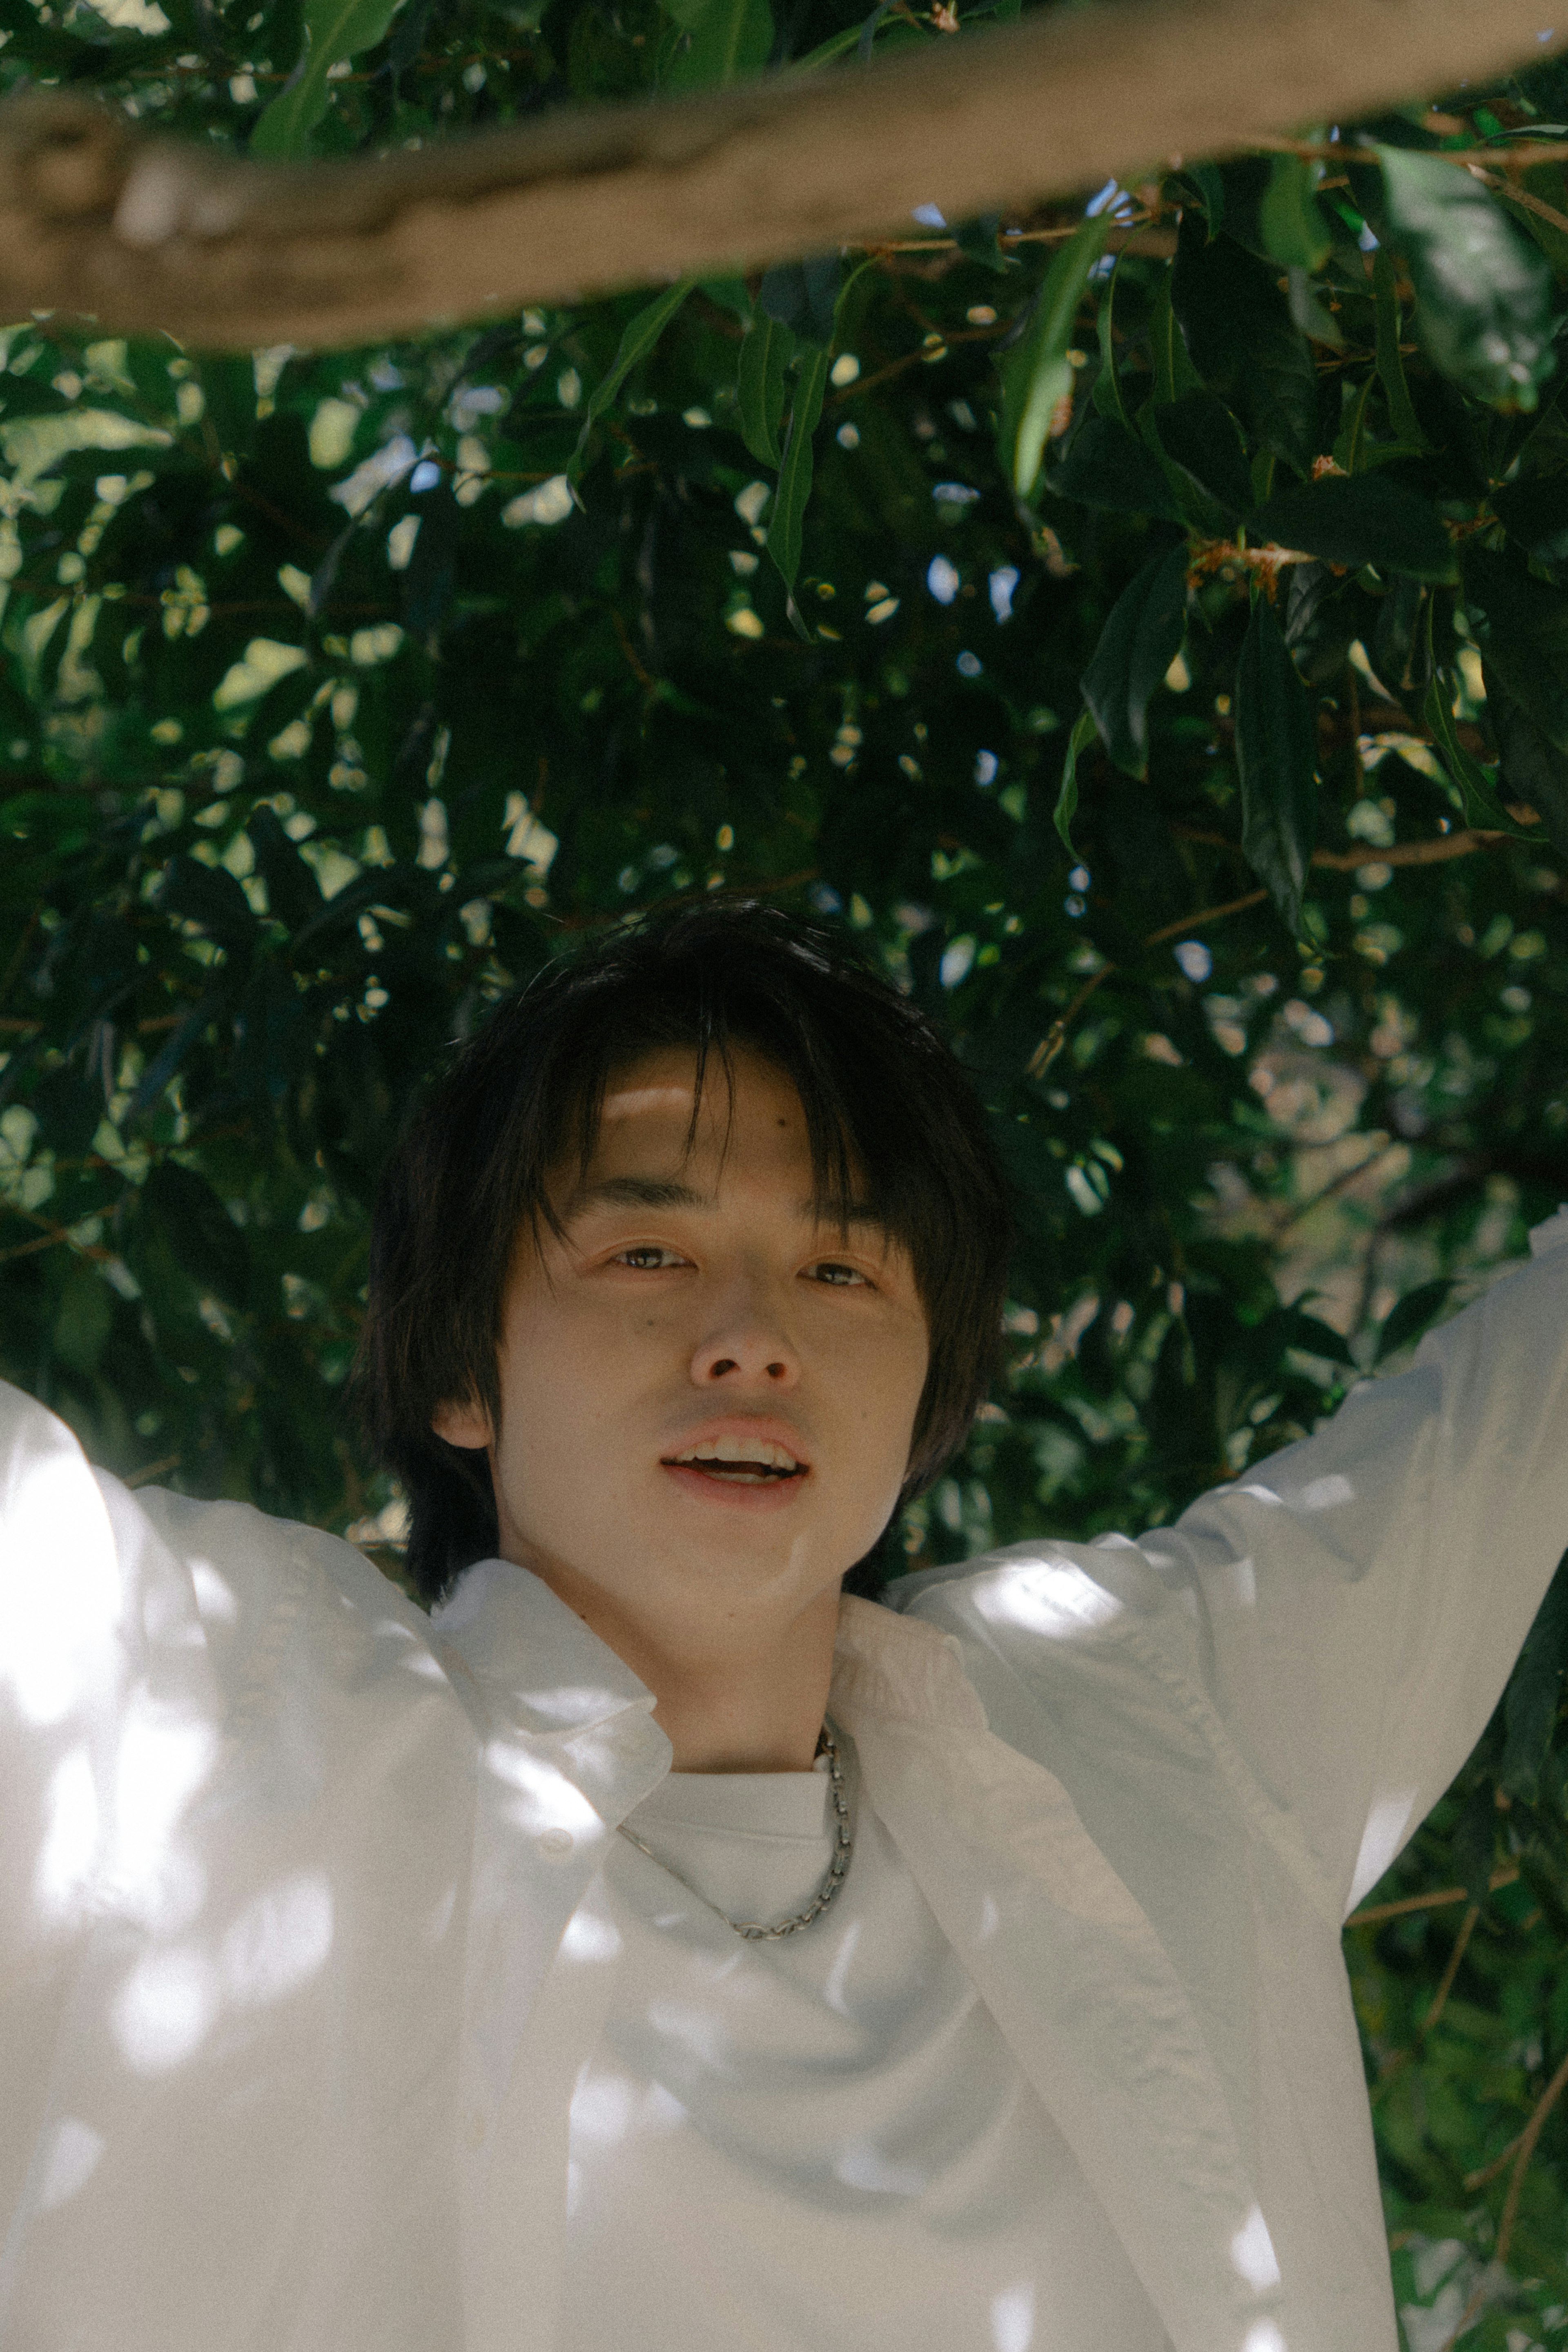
1347,1788,1421,1914
570,2071,635,2145
37,2118,107,2212
561,1906,622,1964
971,1560,1126,1643
823,1916,862,2015
2,1455,120,1724
1231,2204,1282,2290
482,1739,604,1842
188,1557,237,1625
1243,2322,1287,2352
991,2282,1036,2352
113,1944,219,2073
33,1745,100,1924
221,1873,334,2009
111,1713,217,1931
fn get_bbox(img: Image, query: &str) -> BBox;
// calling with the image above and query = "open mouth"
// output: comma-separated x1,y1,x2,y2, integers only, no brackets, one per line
660,1436,808,1487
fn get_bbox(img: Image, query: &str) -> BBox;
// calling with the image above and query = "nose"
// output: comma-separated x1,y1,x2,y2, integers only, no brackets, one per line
690,1280,799,1388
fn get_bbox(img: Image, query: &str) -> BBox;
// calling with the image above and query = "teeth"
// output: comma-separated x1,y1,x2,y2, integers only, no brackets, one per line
673,1433,801,1471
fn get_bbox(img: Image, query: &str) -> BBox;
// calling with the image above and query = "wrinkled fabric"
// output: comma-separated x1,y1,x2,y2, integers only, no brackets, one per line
561,1744,1170,2350
2,1210,1566,2352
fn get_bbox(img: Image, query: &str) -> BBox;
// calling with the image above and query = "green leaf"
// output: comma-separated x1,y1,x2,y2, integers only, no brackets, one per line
157,854,257,948
572,280,695,478
1054,708,1097,856
1373,1275,1454,1365
1080,542,1189,779
663,0,772,91
1374,145,1557,411
997,212,1114,500
1149,264,1202,408
1450,1777,1497,1912
1170,220,1319,474
1248,473,1456,581
1371,247,1428,450
1421,667,1528,835
1049,415,1177,517
251,0,409,158
32,1062,106,1157
52,1256,113,1377
1501,1551,1568,1805
1483,665,1568,855
1492,470,1568,574
143,1161,249,1305
1258,154,1331,273
737,314,794,468
766,340,831,604
1148,390,1254,522
760,257,841,345
1235,593,1318,932
1092,263,1129,428
1462,545,1568,773
954,215,1012,276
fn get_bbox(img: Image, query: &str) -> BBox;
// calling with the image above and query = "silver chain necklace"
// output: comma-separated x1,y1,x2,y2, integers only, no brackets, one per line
615,1721,853,1941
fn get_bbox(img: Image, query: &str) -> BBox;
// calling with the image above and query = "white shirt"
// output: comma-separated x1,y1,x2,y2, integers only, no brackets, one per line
3,1208,1568,2352
566,1746,1169,2350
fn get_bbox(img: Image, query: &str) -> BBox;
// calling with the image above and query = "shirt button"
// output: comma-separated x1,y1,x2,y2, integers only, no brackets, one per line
537,1827,575,1857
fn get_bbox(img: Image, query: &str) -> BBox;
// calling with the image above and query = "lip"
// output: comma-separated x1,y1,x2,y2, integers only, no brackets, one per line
658,1414,813,1511
659,1415,813,1472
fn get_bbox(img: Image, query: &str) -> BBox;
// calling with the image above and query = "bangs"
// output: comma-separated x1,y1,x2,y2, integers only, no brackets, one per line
541,1010,902,1266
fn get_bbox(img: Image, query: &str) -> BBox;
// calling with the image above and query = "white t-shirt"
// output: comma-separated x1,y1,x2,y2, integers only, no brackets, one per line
562,1729,1171,2352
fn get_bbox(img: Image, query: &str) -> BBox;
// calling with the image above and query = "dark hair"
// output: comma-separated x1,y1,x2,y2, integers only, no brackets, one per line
355,902,1012,1607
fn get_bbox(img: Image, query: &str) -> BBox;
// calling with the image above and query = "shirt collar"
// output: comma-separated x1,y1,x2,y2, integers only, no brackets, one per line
430,1554,672,1828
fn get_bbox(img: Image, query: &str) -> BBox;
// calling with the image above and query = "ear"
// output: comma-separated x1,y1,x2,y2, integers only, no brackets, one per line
432,1396,492,1450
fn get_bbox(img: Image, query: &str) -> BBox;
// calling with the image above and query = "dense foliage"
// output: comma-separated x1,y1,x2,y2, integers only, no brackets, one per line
3,0,1568,2336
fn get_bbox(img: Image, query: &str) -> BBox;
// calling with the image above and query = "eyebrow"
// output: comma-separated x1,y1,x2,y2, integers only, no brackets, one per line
566,1174,888,1227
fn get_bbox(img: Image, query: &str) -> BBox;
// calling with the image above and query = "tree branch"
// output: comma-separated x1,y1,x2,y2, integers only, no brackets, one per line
0,0,1552,348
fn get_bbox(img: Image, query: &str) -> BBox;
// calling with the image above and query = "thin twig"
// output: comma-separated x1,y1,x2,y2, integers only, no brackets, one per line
1465,2127,1529,2194
1272,1138,1397,1240
125,1453,181,1489
1143,887,1268,944
1025,963,1114,1076
1495,2045,1568,2268
1345,1862,1518,1928
1421,1902,1478,2036
1468,164,1568,240
1173,825,1539,871
1250,134,1568,171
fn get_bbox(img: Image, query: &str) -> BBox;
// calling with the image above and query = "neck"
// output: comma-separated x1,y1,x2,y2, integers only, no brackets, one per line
518,1556,842,1772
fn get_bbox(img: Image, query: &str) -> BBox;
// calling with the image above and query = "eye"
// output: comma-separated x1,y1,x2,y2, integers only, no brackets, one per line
808,1260,870,1287
615,1245,686,1271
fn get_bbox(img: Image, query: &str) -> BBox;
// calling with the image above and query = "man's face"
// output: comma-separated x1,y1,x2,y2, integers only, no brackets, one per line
433,1046,930,1659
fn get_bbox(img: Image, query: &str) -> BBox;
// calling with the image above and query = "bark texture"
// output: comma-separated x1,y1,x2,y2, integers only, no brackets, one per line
0,0,1553,350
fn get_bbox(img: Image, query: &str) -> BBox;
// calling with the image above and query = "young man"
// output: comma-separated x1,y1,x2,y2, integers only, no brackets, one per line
2,903,1565,2352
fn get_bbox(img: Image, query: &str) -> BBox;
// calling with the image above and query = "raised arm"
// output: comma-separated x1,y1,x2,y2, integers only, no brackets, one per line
898,1212,1568,1918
